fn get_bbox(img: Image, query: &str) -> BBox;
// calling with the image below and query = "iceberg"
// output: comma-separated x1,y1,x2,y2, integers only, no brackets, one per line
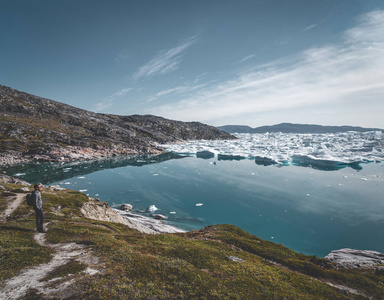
147,205,158,213
160,131,383,170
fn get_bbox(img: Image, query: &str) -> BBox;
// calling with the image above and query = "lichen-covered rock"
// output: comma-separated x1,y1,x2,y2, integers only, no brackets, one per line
151,214,167,220
119,204,133,211
80,201,157,234
80,200,183,234
0,174,30,186
325,248,384,268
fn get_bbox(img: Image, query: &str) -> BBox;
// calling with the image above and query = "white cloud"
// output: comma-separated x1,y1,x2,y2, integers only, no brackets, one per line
94,87,131,112
304,24,317,31
132,35,198,80
146,82,209,103
150,10,384,127
237,54,255,63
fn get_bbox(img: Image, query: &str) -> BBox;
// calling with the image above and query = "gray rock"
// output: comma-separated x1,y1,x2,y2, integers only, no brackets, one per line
325,248,384,268
151,214,167,220
120,204,133,212
0,174,30,186
228,256,245,263
50,185,66,191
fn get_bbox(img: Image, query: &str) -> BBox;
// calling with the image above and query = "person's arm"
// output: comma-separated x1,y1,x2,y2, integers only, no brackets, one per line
33,191,43,210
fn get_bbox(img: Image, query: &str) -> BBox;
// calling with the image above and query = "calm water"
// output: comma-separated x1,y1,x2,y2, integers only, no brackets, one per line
4,154,384,257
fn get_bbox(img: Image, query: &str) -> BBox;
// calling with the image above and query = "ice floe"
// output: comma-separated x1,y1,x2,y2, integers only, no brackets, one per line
160,131,384,170
147,205,158,213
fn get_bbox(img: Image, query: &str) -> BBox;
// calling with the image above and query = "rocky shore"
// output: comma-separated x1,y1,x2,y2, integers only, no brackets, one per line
0,146,155,167
80,199,184,234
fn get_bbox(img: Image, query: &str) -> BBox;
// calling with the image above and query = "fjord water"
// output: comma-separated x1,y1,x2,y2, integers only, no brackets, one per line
6,154,384,257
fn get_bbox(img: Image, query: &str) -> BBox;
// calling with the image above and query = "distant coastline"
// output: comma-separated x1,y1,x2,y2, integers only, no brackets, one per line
217,123,384,134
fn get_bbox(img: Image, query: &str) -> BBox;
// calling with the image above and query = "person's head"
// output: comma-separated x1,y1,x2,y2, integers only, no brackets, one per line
34,184,42,191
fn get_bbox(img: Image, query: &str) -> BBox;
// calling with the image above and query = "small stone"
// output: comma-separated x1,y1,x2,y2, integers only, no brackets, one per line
228,256,245,263
151,214,167,220
120,204,133,211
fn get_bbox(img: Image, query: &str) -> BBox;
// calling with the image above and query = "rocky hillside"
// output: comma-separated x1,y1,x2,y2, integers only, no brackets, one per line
0,84,235,164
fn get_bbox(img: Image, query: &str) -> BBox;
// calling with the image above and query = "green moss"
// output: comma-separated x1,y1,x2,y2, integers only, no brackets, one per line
41,260,87,281
42,190,89,214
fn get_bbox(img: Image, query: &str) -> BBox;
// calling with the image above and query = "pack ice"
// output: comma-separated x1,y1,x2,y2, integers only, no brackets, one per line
160,131,383,170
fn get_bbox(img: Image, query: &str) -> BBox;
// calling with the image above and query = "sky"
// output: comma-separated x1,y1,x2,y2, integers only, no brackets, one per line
1,0,384,128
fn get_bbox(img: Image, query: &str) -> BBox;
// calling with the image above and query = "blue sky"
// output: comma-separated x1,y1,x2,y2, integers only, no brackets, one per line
1,0,384,128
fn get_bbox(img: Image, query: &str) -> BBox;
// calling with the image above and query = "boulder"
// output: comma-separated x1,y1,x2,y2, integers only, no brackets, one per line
151,214,167,220
120,204,133,211
325,248,384,268
0,174,30,186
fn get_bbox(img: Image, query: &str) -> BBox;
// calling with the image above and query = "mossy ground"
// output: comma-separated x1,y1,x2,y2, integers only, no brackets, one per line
1,183,383,299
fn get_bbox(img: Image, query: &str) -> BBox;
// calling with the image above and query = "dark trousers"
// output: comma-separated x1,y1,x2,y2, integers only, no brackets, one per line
34,207,44,232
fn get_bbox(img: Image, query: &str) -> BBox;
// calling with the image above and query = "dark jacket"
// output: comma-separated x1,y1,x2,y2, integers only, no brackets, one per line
32,190,43,210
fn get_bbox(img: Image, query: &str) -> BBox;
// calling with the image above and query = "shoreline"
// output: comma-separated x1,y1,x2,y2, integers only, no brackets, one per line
113,208,185,234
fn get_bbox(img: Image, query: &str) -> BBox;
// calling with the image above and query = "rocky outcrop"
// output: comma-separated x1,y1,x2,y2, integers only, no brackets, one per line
325,248,384,268
0,174,30,186
80,200,183,234
0,84,235,165
119,204,133,212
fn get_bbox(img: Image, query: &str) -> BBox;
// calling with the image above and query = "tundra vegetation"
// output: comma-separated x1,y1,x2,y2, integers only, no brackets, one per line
1,183,384,299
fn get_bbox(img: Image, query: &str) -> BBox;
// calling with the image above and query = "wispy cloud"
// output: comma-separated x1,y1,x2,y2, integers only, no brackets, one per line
150,10,384,126
303,24,317,31
115,48,131,62
146,83,209,103
237,54,255,63
94,87,131,112
132,35,198,80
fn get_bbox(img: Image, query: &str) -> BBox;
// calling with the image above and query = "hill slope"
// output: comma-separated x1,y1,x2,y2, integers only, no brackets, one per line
0,84,234,164
1,180,384,299
218,123,384,134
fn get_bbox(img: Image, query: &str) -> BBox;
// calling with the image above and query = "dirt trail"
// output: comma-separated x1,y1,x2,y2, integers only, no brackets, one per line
0,194,102,299
0,193,25,221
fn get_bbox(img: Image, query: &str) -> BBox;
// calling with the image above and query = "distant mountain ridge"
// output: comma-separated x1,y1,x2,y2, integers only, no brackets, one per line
0,84,234,164
217,123,384,134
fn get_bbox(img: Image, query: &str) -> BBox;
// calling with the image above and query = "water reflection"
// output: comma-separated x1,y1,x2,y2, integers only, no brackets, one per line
2,153,186,184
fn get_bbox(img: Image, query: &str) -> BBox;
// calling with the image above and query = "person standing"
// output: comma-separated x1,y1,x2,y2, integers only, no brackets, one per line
32,184,45,233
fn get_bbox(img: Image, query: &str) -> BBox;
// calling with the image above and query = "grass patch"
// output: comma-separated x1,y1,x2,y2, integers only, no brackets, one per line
41,260,87,281
0,220,52,281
